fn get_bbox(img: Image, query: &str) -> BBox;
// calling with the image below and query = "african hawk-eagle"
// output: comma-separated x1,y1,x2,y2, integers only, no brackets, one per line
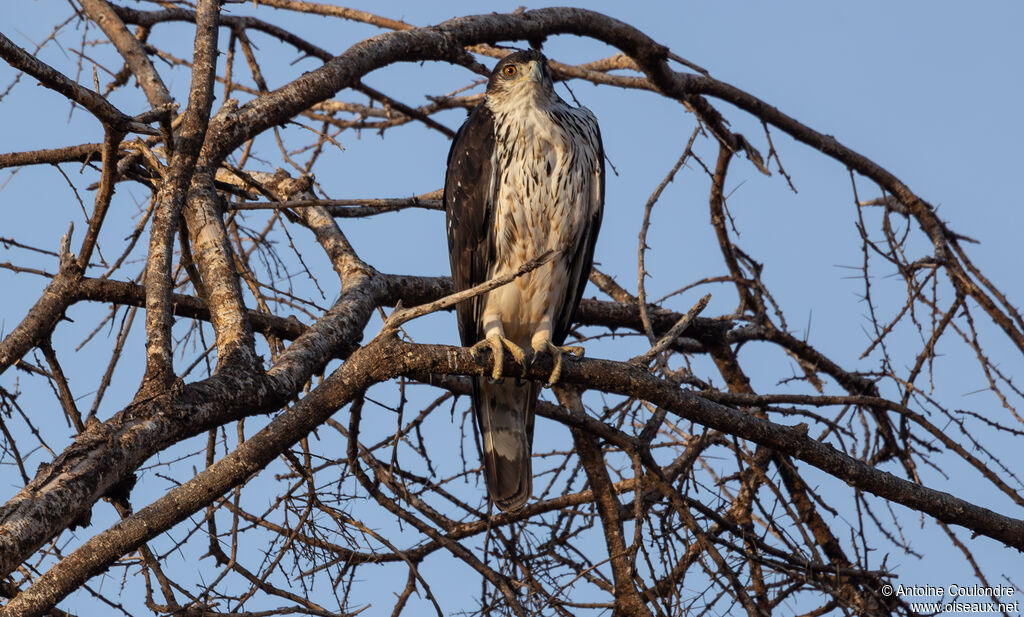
445,50,604,511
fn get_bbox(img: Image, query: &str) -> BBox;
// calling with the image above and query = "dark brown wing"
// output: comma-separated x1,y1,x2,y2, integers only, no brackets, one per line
553,123,605,346
444,103,496,346
445,104,536,512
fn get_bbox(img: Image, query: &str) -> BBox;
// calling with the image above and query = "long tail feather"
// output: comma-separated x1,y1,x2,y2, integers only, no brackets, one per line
473,377,539,511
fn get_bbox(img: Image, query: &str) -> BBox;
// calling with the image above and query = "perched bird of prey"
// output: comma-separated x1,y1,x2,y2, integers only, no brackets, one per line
444,50,604,511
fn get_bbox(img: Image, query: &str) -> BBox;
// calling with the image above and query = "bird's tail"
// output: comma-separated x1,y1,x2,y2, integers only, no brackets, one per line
473,377,539,511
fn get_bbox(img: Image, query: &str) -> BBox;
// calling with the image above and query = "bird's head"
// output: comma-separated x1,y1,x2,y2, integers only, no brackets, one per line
486,50,557,104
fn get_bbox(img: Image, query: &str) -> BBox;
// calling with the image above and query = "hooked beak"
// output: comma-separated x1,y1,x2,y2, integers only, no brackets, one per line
524,60,543,83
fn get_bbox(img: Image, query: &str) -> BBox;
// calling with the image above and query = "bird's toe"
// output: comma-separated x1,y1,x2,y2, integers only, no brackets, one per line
563,345,585,361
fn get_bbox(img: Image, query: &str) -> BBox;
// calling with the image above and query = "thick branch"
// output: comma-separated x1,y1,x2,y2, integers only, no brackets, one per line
399,344,1024,551
140,0,225,392
0,272,385,582
0,246,81,377
76,278,305,340
7,330,1023,614
80,0,174,109
569,407,654,617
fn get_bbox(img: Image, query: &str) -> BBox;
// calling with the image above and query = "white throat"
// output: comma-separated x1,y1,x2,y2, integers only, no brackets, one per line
486,83,562,119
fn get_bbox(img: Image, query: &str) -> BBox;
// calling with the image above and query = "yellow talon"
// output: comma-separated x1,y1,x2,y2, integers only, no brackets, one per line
470,336,527,381
534,342,585,387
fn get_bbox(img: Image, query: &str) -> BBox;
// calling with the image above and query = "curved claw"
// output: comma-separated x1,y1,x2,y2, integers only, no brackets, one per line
534,342,585,387
563,345,585,361
470,336,527,381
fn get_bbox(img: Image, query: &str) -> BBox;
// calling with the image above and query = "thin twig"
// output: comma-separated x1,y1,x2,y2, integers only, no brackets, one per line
630,293,710,367
383,249,558,331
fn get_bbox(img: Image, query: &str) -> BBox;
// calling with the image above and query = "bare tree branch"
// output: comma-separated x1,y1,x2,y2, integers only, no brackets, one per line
0,5,1019,616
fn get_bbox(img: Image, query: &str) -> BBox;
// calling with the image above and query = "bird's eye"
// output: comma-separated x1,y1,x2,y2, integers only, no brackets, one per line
502,65,517,77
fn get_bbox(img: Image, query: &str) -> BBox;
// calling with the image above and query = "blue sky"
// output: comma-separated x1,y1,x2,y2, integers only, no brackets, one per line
2,1,1023,614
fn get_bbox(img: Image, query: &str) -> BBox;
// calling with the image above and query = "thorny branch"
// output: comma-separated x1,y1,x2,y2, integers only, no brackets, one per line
0,4,1021,617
